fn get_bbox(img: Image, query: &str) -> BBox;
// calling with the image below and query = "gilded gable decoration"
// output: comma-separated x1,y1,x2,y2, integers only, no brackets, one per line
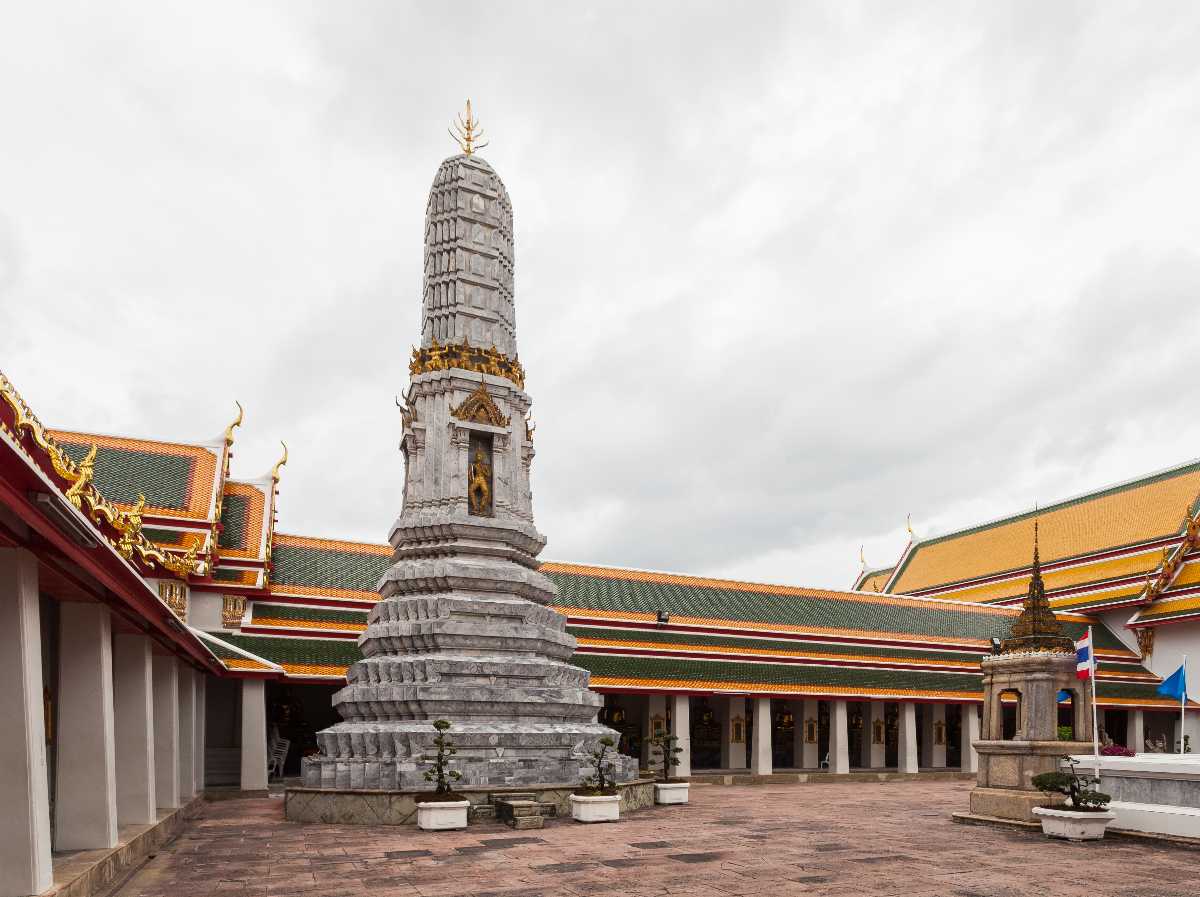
1136,627,1155,659
159,579,188,619
451,381,510,428
0,371,200,578
222,595,246,628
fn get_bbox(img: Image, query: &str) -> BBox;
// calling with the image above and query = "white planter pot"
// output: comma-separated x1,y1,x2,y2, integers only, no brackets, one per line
1032,806,1115,841
570,793,620,823
654,782,690,805
416,800,470,831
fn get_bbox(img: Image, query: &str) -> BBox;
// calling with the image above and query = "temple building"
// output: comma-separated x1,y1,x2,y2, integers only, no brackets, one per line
856,459,1200,752
1,133,1196,895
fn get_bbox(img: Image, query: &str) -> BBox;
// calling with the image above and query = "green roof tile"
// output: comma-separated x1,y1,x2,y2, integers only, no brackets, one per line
59,440,194,510
271,543,391,591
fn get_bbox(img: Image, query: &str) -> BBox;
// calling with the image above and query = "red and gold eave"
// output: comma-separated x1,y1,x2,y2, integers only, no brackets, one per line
0,372,222,674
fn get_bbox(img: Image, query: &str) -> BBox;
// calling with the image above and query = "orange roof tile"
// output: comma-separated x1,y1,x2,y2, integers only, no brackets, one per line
891,460,1200,594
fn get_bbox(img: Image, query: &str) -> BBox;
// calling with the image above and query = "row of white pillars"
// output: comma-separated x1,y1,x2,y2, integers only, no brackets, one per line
639,692,982,778
0,548,211,897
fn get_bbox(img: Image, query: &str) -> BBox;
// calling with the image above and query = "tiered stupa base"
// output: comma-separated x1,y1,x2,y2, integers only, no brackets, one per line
301,513,638,791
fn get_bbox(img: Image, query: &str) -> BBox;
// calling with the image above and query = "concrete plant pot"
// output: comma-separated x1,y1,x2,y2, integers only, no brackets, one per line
570,793,620,823
1033,806,1115,841
416,799,470,831
654,782,690,805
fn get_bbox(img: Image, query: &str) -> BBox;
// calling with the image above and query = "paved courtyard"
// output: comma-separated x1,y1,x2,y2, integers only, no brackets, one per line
118,781,1195,897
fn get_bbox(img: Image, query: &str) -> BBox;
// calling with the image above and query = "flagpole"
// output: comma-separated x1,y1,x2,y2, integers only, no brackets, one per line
1181,654,1187,756
1089,626,1100,776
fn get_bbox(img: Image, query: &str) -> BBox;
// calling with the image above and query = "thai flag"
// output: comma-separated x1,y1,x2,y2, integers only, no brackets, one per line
1075,631,1093,680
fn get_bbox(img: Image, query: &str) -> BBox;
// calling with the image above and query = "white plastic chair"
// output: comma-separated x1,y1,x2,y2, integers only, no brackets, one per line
268,737,290,779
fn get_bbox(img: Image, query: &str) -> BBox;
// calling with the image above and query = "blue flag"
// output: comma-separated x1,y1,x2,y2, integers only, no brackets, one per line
1157,664,1187,701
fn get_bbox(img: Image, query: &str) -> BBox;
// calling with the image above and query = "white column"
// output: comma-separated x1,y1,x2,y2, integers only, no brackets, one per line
177,666,196,800
0,549,53,896
642,694,666,768
960,703,979,773
240,678,268,791
153,655,180,809
113,634,157,825
751,697,772,775
1127,709,1144,753
670,694,691,777
194,674,206,792
724,696,747,769
867,701,886,768
897,701,918,774
829,700,850,774
55,603,118,849
801,699,819,768
931,703,947,768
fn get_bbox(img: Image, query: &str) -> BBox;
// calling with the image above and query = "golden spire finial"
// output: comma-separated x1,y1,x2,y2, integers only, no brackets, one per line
906,513,913,538
271,441,288,483
224,401,244,446
449,99,489,156
859,545,866,574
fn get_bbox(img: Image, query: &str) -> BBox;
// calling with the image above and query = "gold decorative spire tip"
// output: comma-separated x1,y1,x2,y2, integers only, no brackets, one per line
449,99,489,156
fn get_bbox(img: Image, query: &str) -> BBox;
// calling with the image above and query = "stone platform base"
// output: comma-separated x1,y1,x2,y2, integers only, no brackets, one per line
285,778,655,826
47,795,204,897
969,786,1062,822
953,811,1200,850
690,770,975,786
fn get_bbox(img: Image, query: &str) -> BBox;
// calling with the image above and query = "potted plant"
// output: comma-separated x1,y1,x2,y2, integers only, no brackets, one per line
416,720,469,831
569,736,620,823
1031,756,1116,841
651,733,689,804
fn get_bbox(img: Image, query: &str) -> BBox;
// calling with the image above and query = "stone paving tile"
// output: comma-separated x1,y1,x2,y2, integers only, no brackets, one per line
115,781,1200,897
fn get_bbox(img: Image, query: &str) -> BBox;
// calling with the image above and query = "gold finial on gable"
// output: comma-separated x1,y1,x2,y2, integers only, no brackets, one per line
271,441,288,483
225,401,244,446
449,99,489,156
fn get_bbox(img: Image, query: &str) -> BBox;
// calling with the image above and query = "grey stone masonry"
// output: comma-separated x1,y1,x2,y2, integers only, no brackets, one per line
302,153,635,791
421,155,516,355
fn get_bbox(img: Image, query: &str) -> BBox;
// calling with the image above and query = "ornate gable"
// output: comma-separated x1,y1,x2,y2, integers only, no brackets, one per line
450,381,509,428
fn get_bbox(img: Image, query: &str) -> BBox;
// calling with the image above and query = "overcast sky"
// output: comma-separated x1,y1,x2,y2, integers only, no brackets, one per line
3,3,1200,589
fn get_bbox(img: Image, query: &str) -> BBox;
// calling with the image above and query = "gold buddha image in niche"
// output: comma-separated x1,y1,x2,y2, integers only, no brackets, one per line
467,431,493,516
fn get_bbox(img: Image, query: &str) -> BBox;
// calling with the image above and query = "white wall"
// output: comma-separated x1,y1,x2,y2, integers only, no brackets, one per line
1144,622,1200,749
188,592,225,631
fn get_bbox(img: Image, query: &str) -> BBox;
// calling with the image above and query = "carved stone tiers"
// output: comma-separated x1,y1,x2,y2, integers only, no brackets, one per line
302,152,635,791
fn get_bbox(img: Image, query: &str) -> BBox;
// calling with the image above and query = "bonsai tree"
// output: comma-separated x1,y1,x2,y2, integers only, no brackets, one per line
423,719,462,798
1031,756,1111,811
651,733,683,783
577,736,617,795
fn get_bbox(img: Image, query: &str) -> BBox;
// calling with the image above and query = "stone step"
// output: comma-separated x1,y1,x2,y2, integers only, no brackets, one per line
507,815,544,830
490,792,537,804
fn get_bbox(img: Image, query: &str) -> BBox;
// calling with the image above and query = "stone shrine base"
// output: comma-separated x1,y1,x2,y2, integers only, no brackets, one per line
970,738,1092,822
285,778,655,826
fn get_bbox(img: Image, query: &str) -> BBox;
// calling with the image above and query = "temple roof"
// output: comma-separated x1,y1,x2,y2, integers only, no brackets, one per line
852,566,894,593
268,533,391,602
878,459,1200,615
50,430,224,523
219,557,1177,708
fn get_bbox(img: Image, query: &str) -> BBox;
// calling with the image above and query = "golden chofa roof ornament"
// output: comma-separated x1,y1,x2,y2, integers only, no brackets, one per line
449,99,488,156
